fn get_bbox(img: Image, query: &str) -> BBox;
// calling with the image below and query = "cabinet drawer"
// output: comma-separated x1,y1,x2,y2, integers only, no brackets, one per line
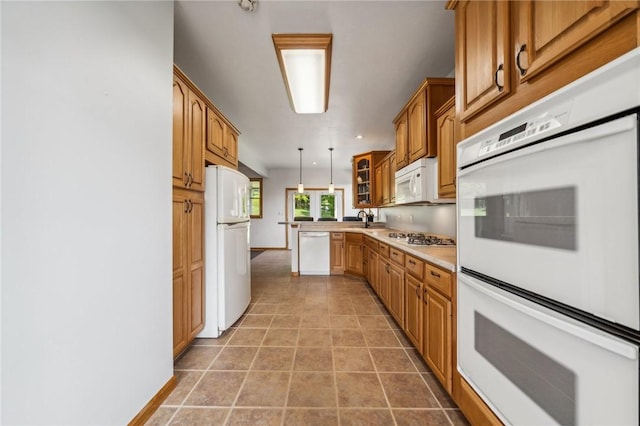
346,233,362,243
331,232,344,240
425,263,452,298
405,254,424,280
379,242,390,259
389,247,405,266
364,235,379,252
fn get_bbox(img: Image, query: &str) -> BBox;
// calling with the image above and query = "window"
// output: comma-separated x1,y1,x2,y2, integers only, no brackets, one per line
288,189,343,221
250,178,262,218
320,193,336,218
294,193,311,218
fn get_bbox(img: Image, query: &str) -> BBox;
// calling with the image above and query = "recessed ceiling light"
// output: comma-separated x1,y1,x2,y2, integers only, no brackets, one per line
356,134,363,139
313,161,317,165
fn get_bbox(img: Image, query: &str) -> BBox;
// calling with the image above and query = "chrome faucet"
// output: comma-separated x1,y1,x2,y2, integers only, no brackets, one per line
357,209,370,228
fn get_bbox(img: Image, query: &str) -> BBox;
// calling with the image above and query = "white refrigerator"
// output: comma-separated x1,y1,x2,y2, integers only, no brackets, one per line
198,165,251,338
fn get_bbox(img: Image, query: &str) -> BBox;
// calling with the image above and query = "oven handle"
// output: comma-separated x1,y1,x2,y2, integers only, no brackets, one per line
459,114,637,175
460,273,638,360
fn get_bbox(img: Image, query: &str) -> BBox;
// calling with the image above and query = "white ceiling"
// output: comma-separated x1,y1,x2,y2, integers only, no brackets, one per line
174,0,455,176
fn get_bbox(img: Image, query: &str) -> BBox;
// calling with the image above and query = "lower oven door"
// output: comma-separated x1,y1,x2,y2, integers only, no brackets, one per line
458,273,639,426
458,113,639,330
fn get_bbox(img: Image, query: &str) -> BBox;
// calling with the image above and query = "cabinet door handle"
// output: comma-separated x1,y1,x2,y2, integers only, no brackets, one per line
423,287,428,304
188,200,193,213
184,172,189,186
430,270,441,278
189,173,194,187
516,44,528,76
183,200,189,213
385,263,390,273
408,260,416,266
494,63,504,92
415,286,421,299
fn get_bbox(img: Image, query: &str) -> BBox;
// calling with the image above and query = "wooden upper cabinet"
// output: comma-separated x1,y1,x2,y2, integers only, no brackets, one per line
173,68,206,191
206,108,225,157
436,97,457,199
381,154,391,205
389,151,397,204
352,151,390,208
173,76,188,188
223,126,238,167
375,163,384,206
452,0,511,122
187,90,205,192
408,91,427,161
393,79,455,164
514,0,639,83
395,113,409,169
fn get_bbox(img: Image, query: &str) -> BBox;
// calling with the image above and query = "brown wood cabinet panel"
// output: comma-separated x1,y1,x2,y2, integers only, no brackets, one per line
389,152,397,204
405,274,423,349
405,254,424,280
452,0,511,122
172,189,204,357
408,91,427,161
436,98,457,198
345,233,363,276
389,247,405,267
381,157,390,205
374,163,383,206
187,196,205,339
515,0,639,83
388,262,405,326
206,108,225,157
395,113,409,169
172,275,188,358
425,263,453,299
223,126,239,166
378,258,390,306
173,76,188,188
424,288,452,392
369,250,379,295
330,232,345,275
457,377,503,426
378,242,390,259
187,89,205,192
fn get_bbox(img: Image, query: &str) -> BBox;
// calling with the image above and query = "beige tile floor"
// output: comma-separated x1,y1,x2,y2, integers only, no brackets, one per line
147,250,470,426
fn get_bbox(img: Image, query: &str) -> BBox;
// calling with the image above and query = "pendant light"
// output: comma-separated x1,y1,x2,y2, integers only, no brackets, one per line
328,147,335,193
298,147,304,193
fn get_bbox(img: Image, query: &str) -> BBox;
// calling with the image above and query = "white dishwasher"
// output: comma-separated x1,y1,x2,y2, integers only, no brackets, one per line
298,231,330,275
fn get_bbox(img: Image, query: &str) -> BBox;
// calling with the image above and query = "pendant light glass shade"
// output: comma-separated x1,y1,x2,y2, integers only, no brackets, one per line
328,147,334,193
298,148,304,193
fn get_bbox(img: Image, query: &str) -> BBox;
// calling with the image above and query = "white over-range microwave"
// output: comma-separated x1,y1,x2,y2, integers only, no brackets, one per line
394,157,454,204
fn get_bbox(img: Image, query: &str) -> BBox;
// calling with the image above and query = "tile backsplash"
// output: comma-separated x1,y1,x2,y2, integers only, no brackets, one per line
378,204,456,238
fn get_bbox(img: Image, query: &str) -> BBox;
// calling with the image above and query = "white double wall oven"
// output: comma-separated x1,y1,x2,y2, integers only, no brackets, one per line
457,48,640,425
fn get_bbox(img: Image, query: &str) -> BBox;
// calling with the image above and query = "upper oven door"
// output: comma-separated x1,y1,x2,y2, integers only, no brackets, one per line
458,113,639,330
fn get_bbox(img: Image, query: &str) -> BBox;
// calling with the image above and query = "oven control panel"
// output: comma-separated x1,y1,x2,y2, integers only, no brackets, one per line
478,117,563,157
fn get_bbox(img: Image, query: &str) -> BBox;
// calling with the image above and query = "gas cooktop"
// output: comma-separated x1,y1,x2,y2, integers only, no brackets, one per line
387,232,456,246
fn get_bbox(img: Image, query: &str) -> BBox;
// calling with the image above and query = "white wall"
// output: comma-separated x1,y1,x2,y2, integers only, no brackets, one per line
250,167,358,248
379,204,457,238
1,2,174,424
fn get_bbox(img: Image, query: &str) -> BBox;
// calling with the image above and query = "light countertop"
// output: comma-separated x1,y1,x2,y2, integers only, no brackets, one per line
294,223,456,272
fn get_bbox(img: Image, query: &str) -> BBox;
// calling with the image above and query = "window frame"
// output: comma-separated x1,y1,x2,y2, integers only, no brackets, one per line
249,178,263,219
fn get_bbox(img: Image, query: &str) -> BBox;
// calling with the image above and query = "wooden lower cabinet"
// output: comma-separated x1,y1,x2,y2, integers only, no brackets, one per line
388,262,405,326
345,233,363,275
330,232,345,275
424,288,452,392
368,250,379,294
457,376,503,426
172,189,204,358
405,274,423,348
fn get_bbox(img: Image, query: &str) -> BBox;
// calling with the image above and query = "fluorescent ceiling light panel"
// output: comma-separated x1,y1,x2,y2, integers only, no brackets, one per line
272,34,332,114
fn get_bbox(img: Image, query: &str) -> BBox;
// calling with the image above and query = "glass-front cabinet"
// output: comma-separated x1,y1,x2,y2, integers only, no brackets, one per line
352,151,389,209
